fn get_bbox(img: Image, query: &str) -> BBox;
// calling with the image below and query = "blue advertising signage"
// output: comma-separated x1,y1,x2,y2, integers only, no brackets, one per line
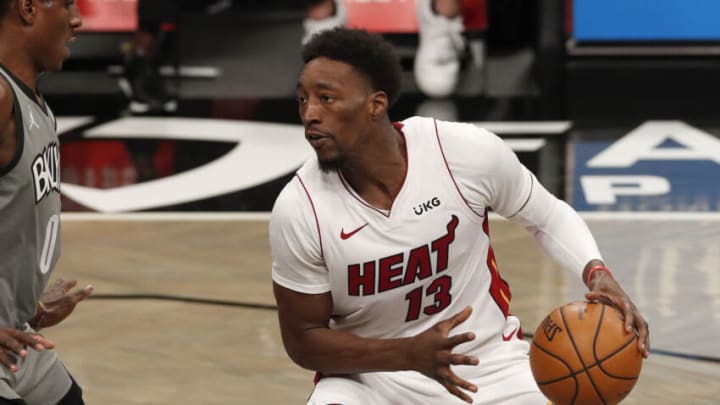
570,121,720,211
573,0,720,41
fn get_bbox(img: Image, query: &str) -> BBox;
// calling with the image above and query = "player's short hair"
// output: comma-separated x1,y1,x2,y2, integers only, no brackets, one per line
302,27,403,107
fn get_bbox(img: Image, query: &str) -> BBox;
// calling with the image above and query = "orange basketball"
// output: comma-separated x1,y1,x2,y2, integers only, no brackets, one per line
529,301,643,405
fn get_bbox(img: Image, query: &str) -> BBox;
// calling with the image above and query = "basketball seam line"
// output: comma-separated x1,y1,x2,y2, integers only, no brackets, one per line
535,324,640,382
531,340,579,387
532,347,640,385
561,304,608,405
594,332,641,380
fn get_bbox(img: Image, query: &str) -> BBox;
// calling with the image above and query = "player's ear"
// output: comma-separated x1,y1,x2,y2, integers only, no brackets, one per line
16,0,36,25
369,91,388,121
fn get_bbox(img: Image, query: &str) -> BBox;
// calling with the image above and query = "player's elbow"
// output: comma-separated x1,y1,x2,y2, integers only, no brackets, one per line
282,329,340,372
284,344,325,372
280,331,319,370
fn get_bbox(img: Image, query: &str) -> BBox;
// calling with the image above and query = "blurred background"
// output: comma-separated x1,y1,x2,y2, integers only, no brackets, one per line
52,0,720,213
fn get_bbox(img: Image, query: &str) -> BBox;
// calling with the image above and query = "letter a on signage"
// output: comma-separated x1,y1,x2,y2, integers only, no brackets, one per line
588,121,720,168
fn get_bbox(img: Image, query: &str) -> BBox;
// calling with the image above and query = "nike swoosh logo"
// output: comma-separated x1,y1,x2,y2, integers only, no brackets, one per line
340,223,368,240
502,327,517,341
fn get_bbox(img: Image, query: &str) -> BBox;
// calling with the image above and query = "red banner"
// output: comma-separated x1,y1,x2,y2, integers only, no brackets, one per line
345,0,486,33
346,0,419,33
77,0,138,32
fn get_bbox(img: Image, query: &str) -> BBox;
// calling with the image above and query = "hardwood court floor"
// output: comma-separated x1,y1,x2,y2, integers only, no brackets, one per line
45,216,719,404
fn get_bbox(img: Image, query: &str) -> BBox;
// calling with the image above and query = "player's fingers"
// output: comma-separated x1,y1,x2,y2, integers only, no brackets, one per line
0,349,20,373
13,331,52,352
30,334,55,350
584,291,600,301
584,291,614,307
634,316,650,358
442,375,475,404
71,285,94,303
449,353,478,366
585,292,627,321
62,279,78,292
447,371,478,394
0,334,27,358
618,300,636,335
445,332,475,349
53,277,65,286
598,295,649,357
599,295,635,334
448,306,473,328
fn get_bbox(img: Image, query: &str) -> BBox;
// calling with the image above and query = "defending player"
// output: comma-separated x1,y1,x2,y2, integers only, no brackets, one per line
0,1,92,403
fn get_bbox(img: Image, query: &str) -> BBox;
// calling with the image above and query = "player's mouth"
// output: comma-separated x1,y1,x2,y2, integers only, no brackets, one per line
306,131,332,149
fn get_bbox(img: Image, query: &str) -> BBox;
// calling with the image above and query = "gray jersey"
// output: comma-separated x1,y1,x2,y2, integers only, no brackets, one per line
0,66,61,329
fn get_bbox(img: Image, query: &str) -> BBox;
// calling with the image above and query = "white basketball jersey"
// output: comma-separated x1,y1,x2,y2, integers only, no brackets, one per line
271,116,534,355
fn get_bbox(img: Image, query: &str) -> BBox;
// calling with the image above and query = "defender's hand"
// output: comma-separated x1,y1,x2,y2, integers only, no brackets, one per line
34,278,94,329
0,328,54,372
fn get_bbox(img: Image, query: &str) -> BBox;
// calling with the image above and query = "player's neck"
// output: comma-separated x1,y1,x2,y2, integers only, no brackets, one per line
0,52,39,95
340,123,407,210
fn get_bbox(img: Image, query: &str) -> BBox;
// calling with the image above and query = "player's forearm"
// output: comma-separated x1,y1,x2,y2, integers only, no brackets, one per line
511,183,602,276
528,199,603,276
283,327,413,374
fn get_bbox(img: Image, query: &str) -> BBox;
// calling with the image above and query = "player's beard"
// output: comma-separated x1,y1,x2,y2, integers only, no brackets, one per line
318,153,346,173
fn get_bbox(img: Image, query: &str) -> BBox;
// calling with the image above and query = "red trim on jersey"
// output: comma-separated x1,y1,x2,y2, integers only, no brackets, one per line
335,122,408,218
432,118,485,220
432,119,510,316
482,210,512,316
296,173,324,258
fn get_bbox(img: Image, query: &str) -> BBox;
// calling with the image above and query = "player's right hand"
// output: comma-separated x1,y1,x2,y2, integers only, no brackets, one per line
406,306,479,404
0,328,55,372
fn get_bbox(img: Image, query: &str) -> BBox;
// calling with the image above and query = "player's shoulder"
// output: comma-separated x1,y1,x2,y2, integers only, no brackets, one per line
403,115,493,135
272,158,323,215
272,173,303,211
399,115,432,128
403,116,506,151
270,177,305,232
0,71,15,150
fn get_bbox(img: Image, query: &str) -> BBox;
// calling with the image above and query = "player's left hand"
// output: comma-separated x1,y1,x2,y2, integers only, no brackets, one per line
585,271,650,359
33,278,94,330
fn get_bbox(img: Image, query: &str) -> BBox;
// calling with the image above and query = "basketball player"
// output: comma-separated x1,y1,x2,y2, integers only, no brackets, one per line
270,28,650,404
0,1,92,403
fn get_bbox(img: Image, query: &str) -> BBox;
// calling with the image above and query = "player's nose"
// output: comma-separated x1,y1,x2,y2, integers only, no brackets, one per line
300,100,321,124
70,4,82,29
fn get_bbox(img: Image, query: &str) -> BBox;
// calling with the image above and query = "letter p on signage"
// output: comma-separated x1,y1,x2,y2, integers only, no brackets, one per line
581,175,671,204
